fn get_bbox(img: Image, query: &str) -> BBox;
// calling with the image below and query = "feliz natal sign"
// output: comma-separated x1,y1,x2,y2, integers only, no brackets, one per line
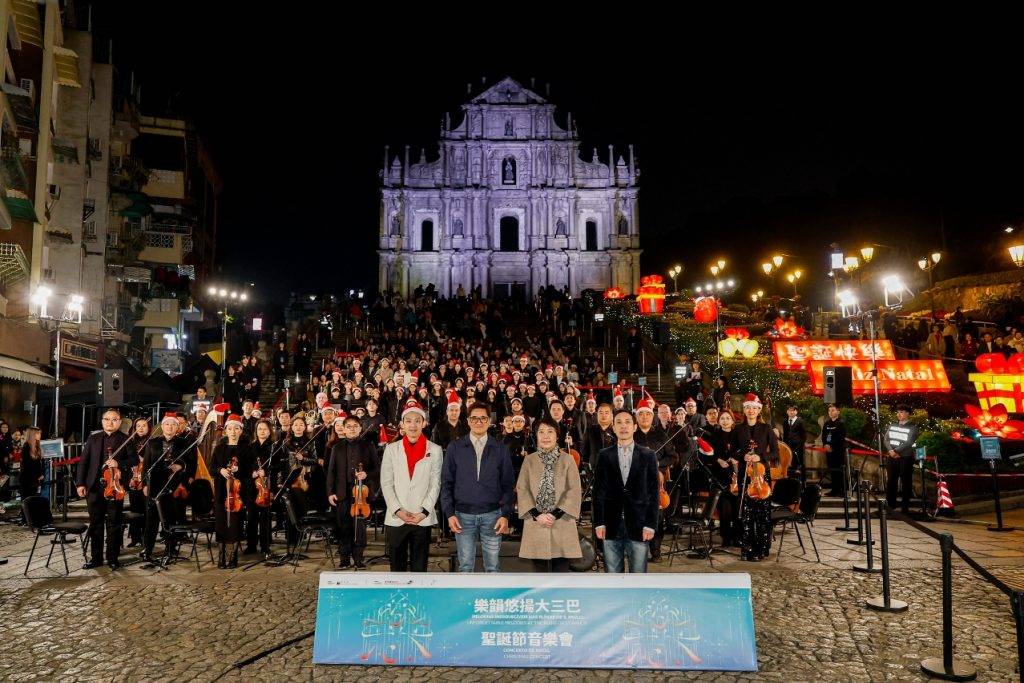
807,359,951,395
772,340,896,371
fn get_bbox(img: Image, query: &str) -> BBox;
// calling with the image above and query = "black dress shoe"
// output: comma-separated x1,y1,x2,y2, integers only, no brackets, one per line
108,561,122,570
138,550,151,561
127,541,140,548
353,559,365,569
82,561,103,570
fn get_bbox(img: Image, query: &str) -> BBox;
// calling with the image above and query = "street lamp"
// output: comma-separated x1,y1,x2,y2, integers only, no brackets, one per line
716,259,726,270
860,246,875,264
761,262,773,276
918,252,941,314
787,270,802,296
667,265,682,293
710,265,720,277
772,254,783,269
1009,244,1024,268
30,287,84,436
207,285,253,396
882,274,908,307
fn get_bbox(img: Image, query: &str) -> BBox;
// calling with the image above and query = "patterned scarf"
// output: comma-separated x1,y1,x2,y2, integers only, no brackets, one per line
535,448,560,513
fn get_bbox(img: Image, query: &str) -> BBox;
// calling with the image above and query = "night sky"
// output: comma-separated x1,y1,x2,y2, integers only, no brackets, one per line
91,6,1024,310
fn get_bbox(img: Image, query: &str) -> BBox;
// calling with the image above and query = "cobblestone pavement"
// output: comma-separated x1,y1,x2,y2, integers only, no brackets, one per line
1,506,1021,682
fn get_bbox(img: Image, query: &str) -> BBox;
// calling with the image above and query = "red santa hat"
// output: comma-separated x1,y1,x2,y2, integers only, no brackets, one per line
251,402,262,418
446,389,462,407
697,437,715,456
212,402,231,414
743,393,763,409
613,386,623,398
635,395,656,414
332,411,349,425
225,414,244,429
165,411,178,418
684,397,697,407
402,399,427,419
378,424,390,444
586,390,597,405
519,354,529,363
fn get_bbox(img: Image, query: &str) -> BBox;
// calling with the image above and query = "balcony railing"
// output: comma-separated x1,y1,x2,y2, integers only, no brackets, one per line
0,242,29,286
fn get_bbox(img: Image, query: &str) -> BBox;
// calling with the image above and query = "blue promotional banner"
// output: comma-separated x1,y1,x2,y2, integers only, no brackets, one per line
313,572,757,671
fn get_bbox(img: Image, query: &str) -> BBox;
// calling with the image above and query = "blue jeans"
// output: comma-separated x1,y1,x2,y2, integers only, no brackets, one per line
602,519,649,573
455,509,502,573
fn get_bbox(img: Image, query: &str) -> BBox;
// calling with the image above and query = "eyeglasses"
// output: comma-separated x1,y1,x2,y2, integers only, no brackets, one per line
468,416,489,423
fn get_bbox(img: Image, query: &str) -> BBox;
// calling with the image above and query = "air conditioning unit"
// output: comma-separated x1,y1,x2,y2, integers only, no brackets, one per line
43,268,55,282
18,138,32,156
48,184,60,199
19,78,34,102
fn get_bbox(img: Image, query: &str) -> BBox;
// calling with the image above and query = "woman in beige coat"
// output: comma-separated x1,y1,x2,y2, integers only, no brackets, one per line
516,419,582,571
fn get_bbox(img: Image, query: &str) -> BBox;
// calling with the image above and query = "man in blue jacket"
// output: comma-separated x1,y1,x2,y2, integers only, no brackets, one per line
593,409,660,573
442,403,515,572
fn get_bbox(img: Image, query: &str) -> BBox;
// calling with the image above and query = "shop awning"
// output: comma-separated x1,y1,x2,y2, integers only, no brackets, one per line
0,354,54,387
53,46,82,88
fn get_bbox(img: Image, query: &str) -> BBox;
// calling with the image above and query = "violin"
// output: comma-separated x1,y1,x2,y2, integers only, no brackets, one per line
350,463,370,519
128,457,144,491
743,441,771,501
658,468,671,510
102,447,126,501
255,462,274,508
225,455,243,515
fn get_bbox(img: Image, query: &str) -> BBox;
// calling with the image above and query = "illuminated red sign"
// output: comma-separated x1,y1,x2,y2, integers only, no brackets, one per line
773,340,896,371
807,360,951,395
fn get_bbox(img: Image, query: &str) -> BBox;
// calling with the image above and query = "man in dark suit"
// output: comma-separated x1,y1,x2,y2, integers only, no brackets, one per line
441,403,515,572
327,415,378,568
582,403,615,470
593,409,660,573
76,408,131,570
977,332,999,355
782,405,807,479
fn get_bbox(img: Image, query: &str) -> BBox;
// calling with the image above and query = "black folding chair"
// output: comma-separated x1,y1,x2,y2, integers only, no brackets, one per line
22,495,87,576
774,484,822,562
283,491,335,571
666,490,722,567
155,495,206,571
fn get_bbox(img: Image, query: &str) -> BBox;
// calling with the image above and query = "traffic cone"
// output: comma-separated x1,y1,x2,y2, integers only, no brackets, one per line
935,477,955,517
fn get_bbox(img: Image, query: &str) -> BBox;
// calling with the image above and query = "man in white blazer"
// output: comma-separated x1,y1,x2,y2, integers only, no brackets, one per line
380,399,444,571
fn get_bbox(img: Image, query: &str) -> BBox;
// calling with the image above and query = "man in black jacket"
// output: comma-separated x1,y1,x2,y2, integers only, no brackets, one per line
883,405,921,513
593,410,660,573
582,403,615,470
76,409,131,569
632,397,677,561
141,416,193,560
821,404,847,496
327,415,378,568
782,405,807,479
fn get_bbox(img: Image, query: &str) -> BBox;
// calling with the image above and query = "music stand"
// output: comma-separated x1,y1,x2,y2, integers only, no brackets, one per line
264,469,310,566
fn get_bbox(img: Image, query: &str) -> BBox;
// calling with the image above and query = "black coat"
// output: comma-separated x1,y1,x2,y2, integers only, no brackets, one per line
326,438,378,501
582,423,615,470
633,423,677,471
734,421,780,465
77,429,131,492
592,443,660,542
782,417,807,450
142,437,194,496
822,418,847,458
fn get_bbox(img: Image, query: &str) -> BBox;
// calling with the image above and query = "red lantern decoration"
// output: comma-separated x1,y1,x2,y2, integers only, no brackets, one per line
771,317,805,338
964,404,1024,441
693,296,718,323
603,286,625,300
636,275,666,315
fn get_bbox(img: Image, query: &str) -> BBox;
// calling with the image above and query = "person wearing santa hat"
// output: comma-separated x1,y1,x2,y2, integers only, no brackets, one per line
611,385,626,412
733,393,779,561
141,414,194,562
705,410,741,547
431,390,468,450
379,399,443,572
683,397,707,432
582,402,615,470
212,414,252,568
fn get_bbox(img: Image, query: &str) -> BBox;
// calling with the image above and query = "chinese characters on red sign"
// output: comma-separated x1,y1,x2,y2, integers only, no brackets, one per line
806,360,951,394
772,340,896,371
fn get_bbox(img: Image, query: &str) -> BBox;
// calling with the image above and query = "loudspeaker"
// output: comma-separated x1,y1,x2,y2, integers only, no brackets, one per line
823,366,853,406
97,368,124,407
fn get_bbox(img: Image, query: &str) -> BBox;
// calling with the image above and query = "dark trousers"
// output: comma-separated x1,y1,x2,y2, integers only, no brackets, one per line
531,557,570,572
387,524,430,572
885,456,915,511
246,504,272,553
86,491,124,564
717,491,741,545
826,449,845,494
144,496,186,555
274,370,285,390
336,504,367,562
787,442,805,475
127,489,146,543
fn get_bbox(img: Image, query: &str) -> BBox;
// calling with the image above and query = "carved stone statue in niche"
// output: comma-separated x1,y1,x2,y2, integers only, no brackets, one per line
452,218,464,236
505,118,514,136
555,217,567,236
617,216,629,235
502,157,516,185
390,215,401,236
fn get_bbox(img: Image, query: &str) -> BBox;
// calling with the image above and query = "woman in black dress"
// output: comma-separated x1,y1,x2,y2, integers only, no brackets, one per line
127,417,151,547
212,415,251,568
733,394,779,562
244,419,278,559
704,411,741,547
18,427,43,521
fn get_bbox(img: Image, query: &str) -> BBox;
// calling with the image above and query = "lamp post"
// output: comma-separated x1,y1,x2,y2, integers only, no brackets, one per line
1008,244,1024,268
207,285,250,397
668,265,682,294
787,270,802,297
30,287,84,436
917,252,941,315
